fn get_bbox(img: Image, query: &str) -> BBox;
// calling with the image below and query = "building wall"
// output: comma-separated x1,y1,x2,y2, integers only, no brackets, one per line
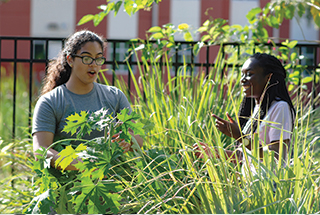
0,0,319,61
171,0,201,41
31,0,75,37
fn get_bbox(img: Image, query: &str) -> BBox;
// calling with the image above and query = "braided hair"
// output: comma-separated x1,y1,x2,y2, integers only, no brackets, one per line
40,30,105,95
238,53,295,135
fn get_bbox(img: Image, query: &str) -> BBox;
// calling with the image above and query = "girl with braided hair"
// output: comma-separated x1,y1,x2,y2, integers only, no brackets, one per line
32,30,143,171
195,53,295,167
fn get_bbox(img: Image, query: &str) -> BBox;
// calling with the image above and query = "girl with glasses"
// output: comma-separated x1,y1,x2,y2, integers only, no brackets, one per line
32,30,143,171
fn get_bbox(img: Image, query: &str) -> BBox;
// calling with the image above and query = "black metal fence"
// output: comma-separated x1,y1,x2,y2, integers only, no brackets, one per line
1,36,320,142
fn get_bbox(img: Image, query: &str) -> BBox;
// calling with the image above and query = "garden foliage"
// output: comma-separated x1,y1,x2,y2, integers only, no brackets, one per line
1,0,320,213
24,108,151,214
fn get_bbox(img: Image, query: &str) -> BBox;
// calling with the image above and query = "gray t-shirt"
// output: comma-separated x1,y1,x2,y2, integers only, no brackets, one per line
32,82,131,143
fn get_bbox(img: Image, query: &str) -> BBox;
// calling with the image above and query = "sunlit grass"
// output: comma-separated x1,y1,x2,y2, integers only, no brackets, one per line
0,46,320,213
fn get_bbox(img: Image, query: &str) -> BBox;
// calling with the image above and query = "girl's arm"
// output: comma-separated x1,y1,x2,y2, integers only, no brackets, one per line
33,131,80,170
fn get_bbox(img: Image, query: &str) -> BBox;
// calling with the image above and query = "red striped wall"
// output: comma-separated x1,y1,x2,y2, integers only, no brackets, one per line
0,0,30,36
158,0,171,26
260,0,273,38
0,0,31,59
279,19,290,42
75,0,107,38
200,0,230,65
138,9,153,39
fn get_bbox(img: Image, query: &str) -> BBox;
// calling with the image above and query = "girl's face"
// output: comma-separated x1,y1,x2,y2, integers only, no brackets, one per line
68,41,103,88
240,58,270,103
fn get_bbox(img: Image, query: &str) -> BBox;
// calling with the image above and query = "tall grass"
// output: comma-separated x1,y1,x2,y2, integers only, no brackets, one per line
0,45,320,213
102,46,320,213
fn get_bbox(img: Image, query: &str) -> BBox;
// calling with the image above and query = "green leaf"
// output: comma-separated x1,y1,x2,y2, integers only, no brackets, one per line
166,42,175,48
148,26,162,33
183,32,193,42
287,40,298,49
302,76,313,84
62,111,89,136
285,4,295,19
246,7,262,22
193,41,204,56
101,2,115,14
288,84,294,91
23,189,56,214
72,178,121,214
55,144,86,171
290,52,297,62
151,32,164,40
269,15,279,28
201,34,211,42
197,26,207,33
231,24,243,31
77,14,94,26
93,12,107,26
310,2,320,28
113,1,123,16
297,2,305,18
124,0,135,16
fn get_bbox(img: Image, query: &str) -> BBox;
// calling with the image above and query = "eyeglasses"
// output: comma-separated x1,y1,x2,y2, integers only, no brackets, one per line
72,54,106,66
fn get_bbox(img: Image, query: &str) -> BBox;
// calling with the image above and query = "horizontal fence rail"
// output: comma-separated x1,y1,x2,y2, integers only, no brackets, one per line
0,36,320,142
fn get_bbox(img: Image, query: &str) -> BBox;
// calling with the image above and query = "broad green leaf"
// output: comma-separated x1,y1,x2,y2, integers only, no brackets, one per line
197,26,207,33
183,32,193,42
102,2,115,14
77,14,94,26
72,178,121,214
310,2,320,28
231,24,243,30
201,34,211,42
62,111,88,136
297,2,305,18
117,108,140,122
148,26,162,32
93,12,107,26
113,1,123,16
151,32,164,39
166,42,174,48
302,76,313,84
55,145,76,170
285,4,295,19
290,52,297,62
287,40,298,49
246,7,262,22
124,0,135,16
269,15,279,28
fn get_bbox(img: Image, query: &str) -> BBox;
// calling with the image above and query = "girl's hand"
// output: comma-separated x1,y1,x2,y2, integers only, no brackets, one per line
111,132,132,153
193,142,218,159
212,113,241,140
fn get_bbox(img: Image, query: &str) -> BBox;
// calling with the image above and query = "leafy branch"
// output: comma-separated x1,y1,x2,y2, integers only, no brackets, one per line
24,108,152,214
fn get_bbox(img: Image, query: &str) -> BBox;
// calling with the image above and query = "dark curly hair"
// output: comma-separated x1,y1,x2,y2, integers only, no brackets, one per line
238,53,296,135
40,30,105,95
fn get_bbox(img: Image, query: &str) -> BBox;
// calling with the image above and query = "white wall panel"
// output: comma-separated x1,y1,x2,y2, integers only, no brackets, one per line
171,0,201,41
107,6,138,39
230,0,259,26
31,0,75,37
290,15,319,43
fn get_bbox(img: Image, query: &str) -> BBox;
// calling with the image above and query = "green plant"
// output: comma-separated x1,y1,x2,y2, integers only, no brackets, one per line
23,108,151,214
